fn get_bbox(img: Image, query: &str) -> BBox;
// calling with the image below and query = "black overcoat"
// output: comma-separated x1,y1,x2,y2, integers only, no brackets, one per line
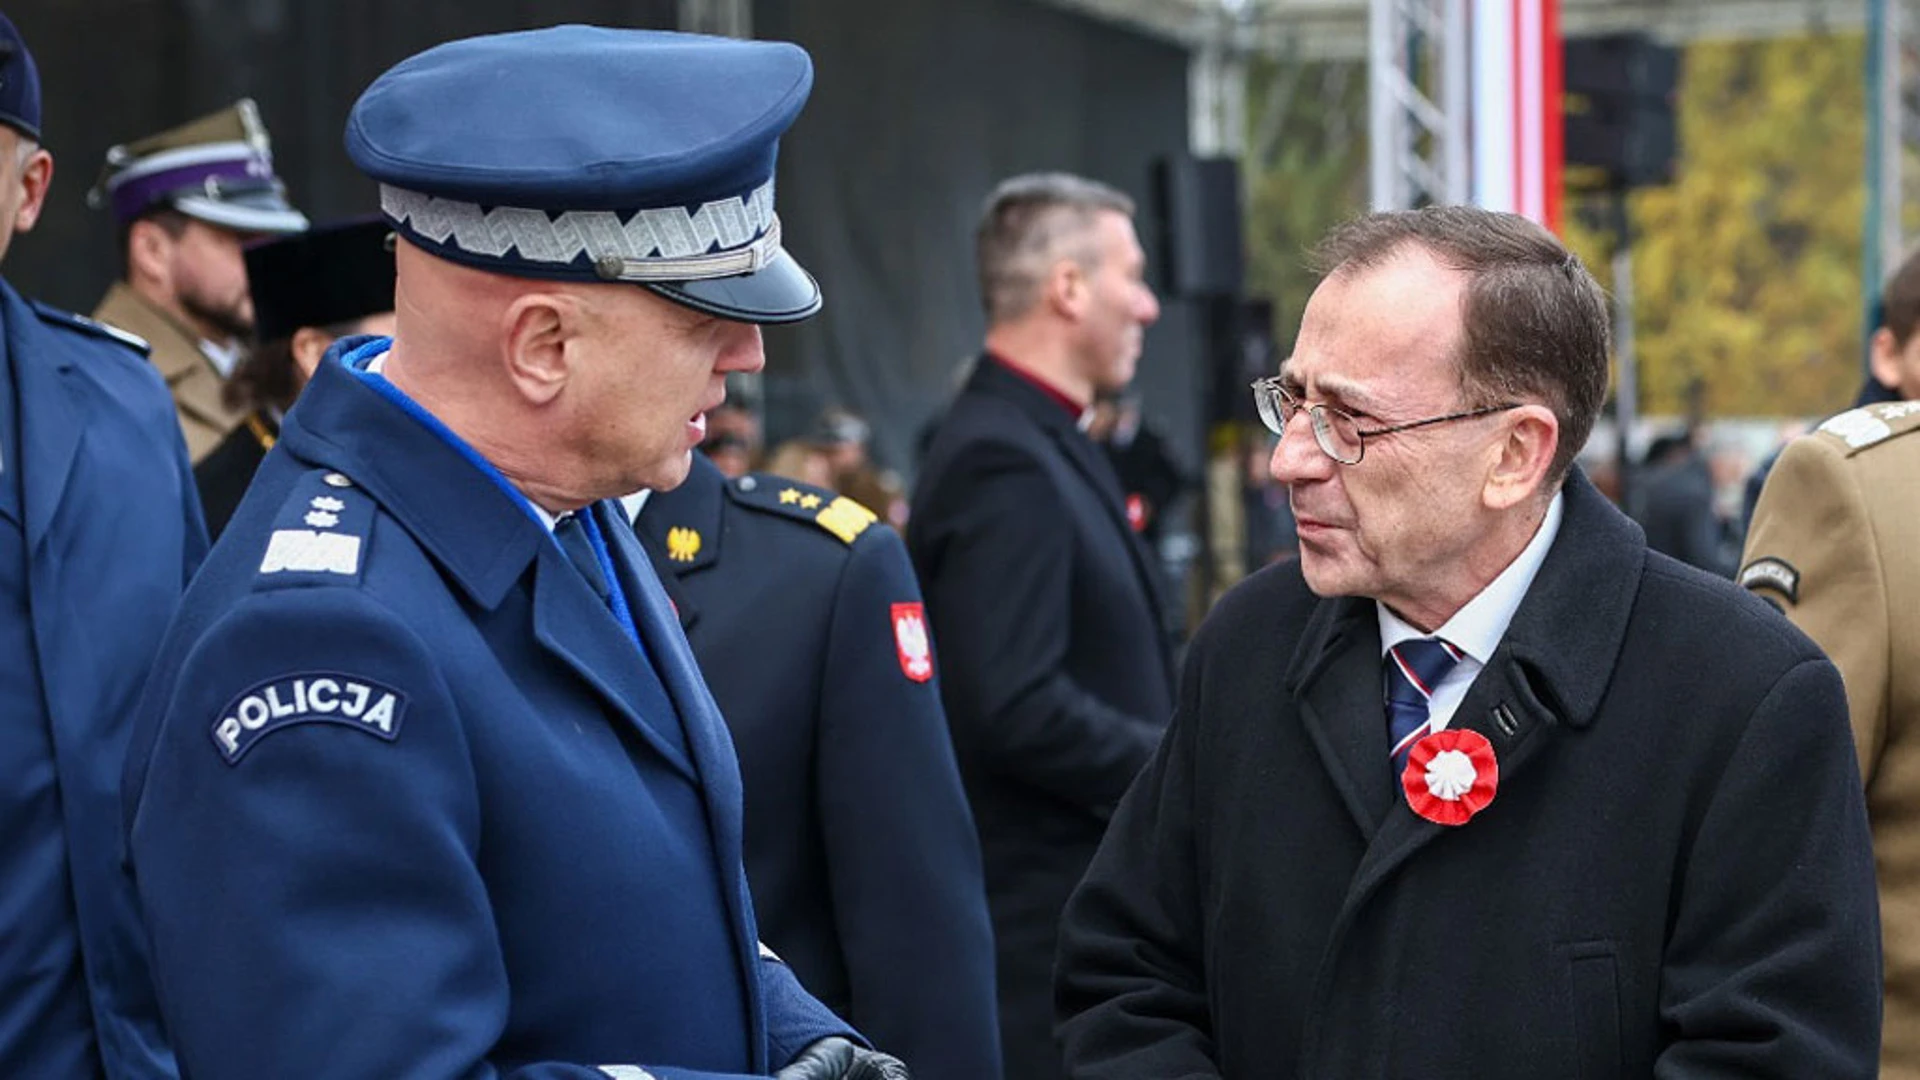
1057,471,1881,1079
910,358,1176,1080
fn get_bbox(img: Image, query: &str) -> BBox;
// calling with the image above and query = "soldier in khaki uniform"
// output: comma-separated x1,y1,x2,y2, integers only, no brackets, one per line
1742,398,1920,1077
89,100,307,460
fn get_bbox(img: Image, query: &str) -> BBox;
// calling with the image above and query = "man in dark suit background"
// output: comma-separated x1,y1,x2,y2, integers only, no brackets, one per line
1056,207,1880,1077
910,171,1173,1080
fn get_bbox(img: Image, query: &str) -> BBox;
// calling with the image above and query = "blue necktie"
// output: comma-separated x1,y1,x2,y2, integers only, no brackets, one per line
1386,638,1464,775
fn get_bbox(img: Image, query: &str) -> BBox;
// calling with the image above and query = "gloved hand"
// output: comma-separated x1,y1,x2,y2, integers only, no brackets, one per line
774,1036,911,1080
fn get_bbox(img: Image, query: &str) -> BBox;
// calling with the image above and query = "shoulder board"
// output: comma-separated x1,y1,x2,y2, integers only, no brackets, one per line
1813,400,1920,456
27,299,152,355
251,468,375,589
727,473,879,546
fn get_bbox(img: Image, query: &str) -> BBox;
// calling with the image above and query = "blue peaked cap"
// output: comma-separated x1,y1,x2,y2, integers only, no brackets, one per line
0,13,42,141
345,25,820,324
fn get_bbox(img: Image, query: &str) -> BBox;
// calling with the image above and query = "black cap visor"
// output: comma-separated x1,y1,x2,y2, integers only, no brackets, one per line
643,245,821,325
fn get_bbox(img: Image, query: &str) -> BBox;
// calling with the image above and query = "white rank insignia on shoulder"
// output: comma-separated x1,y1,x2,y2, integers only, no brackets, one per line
261,489,368,577
261,529,361,575
211,674,409,765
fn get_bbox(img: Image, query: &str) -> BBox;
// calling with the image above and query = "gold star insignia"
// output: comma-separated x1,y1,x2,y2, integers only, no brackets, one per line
799,493,822,510
779,488,801,505
666,526,702,563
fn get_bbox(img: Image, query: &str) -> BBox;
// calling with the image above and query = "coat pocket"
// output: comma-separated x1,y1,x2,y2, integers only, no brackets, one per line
1562,940,1622,1079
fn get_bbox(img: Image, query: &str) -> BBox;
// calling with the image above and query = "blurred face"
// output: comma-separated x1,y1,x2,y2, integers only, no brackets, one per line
170,219,260,340
1072,210,1159,394
569,286,765,493
1268,249,1507,620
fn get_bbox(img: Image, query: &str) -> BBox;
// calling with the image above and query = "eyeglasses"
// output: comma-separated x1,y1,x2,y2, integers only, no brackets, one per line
1250,376,1520,465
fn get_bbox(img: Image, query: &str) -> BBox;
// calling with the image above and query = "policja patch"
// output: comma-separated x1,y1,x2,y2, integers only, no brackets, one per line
210,673,408,764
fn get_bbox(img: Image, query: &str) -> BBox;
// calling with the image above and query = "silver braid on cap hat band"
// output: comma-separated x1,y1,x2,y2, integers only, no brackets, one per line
379,179,780,282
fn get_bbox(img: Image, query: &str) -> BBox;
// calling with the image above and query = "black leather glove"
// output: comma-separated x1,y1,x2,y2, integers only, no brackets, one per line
774,1036,911,1080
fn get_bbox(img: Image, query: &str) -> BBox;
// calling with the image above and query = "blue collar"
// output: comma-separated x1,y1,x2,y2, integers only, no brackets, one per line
338,337,642,649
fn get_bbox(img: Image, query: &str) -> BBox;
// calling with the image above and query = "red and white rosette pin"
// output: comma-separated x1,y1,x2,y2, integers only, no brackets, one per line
1401,729,1498,826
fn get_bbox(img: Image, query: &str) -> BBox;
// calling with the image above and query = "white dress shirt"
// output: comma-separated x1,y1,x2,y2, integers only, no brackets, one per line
1376,491,1564,733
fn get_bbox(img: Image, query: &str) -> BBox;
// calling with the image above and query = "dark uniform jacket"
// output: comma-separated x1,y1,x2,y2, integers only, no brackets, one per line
123,340,852,1080
1056,471,1881,1079
634,454,1001,1080
0,278,204,1078
194,409,274,541
909,357,1176,1080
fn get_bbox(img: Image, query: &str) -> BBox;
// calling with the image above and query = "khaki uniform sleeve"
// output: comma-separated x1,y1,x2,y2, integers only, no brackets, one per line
1743,436,1889,781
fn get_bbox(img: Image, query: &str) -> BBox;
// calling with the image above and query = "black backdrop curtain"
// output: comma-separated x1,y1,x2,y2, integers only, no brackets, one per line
8,0,1200,487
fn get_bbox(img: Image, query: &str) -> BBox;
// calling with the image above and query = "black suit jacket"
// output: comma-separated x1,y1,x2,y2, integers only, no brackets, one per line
635,454,1001,1080
910,357,1175,1080
193,411,272,542
1057,471,1881,1078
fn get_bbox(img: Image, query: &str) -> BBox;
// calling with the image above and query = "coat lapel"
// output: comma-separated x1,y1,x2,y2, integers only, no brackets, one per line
1317,472,1647,931
1287,596,1395,840
598,498,765,1049
9,289,82,551
530,528,697,781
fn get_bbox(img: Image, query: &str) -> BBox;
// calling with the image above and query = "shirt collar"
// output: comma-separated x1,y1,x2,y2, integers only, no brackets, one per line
619,489,652,526
1377,490,1565,663
987,352,1092,426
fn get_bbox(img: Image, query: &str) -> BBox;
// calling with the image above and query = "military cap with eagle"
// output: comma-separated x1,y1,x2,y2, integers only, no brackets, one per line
344,24,822,325
90,99,309,235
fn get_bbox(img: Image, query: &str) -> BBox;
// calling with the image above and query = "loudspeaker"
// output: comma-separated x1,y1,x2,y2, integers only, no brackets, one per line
1154,155,1245,299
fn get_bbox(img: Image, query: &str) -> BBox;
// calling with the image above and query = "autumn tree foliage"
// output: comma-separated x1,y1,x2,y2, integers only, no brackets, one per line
1245,34,1869,419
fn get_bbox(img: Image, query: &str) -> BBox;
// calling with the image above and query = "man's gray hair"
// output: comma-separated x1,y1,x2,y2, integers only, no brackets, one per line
975,172,1135,325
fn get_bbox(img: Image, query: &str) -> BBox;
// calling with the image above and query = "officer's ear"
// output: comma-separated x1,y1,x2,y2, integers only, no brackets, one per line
1870,326,1905,392
8,143,50,236
499,291,578,406
126,217,178,291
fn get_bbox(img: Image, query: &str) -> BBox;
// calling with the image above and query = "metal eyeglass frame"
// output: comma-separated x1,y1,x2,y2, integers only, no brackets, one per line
1250,376,1520,465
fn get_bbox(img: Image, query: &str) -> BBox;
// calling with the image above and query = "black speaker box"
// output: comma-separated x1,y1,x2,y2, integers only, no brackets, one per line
1154,155,1245,299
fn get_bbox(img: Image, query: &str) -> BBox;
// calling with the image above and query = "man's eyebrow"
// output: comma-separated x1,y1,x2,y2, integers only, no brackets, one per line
1277,366,1384,414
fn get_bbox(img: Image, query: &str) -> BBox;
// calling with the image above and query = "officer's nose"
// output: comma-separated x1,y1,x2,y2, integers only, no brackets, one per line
717,322,765,376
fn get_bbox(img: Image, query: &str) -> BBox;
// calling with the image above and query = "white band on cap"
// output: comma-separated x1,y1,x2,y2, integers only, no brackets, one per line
380,179,781,282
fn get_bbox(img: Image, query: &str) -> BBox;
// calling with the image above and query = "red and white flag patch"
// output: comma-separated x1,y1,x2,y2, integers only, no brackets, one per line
891,602,934,683
1125,493,1147,532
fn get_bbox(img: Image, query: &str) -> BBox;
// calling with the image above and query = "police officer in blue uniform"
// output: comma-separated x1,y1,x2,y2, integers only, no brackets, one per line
0,15,204,1077
124,26,908,1080
631,455,1002,1080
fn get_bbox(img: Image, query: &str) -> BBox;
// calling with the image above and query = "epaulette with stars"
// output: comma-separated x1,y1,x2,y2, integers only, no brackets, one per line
726,473,879,546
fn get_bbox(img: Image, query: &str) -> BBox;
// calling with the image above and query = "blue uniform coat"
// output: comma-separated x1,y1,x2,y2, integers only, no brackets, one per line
0,277,202,1078
635,455,1001,1080
123,343,851,1079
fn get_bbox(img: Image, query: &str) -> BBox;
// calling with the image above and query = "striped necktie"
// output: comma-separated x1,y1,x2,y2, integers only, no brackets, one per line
1386,638,1464,774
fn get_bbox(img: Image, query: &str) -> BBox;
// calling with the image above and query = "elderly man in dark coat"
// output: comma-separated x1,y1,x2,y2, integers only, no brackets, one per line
1055,207,1880,1078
